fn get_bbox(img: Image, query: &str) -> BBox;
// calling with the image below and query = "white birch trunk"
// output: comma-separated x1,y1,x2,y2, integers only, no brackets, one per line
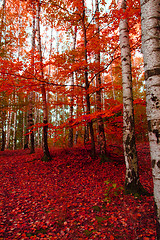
119,0,142,193
140,0,160,237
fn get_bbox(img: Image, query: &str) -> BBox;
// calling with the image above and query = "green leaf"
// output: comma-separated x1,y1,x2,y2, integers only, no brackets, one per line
104,180,111,185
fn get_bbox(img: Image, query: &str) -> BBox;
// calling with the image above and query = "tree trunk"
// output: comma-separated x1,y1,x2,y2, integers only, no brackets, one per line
0,0,6,151
0,0,6,46
68,78,74,148
28,2,36,154
68,27,77,148
5,110,12,149
1,129,5,151
140,0,160,237
119,0,146,195
22,108,25,149
95,0,107,161
1,110,6,151
13,111,17,150
28,92,35,153
111,64,116,100
82,0,96,158
37,1,51,161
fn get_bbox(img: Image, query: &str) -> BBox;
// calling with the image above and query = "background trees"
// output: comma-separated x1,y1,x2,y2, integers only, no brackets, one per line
0,0,148,152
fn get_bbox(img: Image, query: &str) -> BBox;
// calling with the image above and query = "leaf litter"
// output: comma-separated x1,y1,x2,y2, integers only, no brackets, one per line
0,143,156,239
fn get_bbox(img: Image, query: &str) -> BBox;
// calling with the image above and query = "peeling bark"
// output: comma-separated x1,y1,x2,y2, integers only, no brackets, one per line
119,0,145,194
140,0,160,237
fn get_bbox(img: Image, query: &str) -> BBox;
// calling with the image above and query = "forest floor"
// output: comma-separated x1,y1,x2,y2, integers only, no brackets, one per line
0,143,156,240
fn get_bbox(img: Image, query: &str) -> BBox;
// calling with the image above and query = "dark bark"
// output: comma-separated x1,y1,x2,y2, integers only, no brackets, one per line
29,110,35,154
82,0,96,158
24,109,29,149
95,0,107,160
68,127,73,148
28,4,36,154
1,129,5,151
84,124,89,145
37,1,51,161
68,27,77,148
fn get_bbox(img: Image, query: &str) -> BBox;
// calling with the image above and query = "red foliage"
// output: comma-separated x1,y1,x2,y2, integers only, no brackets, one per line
0,143,156,239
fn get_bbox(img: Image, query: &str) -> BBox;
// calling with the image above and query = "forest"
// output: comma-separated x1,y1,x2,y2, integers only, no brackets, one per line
0,0,160,239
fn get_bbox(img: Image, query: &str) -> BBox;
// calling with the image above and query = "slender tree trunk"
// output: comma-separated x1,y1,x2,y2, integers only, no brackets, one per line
95,0,107,160
74,72,80,145
82,0,95,158
22,108,25,149
68,73,74,147
28,2,36,154
12,92,18,151
5,110,12,149
1,129,5,151
68,27,77,148
0,0,6,151
119,0,147,195
111,64,116,100
37,1,51,161
1,110,5,151
140,0,160,237
24,106,29,149
13,110,17,150
28,92,35,153
37,96,41,147
0,0,6,45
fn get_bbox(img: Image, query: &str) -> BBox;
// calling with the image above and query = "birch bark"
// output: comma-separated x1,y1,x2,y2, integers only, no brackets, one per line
140,0,160,237
119,0,146,194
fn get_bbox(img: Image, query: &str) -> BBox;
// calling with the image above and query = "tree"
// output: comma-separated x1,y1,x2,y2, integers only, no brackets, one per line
68,26,77,148
81,0,95,158
118,0,147,195
94,0,107,160
37,0,51,161
140,0,160,237
28,0,36,154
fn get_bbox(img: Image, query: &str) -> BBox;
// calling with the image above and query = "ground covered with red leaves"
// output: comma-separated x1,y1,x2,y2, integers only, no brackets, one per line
0,143,156,239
